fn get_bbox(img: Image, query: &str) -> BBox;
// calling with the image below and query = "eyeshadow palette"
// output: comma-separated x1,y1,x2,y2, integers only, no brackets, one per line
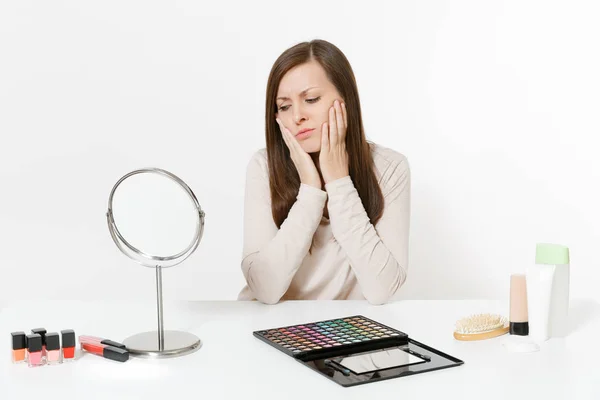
254,315,408,361
253,315,464,387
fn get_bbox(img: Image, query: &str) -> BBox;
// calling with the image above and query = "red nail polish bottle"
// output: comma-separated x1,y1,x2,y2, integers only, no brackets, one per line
61,330,76,361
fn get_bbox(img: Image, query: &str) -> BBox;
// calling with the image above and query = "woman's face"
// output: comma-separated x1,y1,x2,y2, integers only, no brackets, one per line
275,60,343,154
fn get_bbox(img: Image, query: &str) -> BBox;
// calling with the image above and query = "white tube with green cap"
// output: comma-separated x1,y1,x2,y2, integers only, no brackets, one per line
525,243,570,342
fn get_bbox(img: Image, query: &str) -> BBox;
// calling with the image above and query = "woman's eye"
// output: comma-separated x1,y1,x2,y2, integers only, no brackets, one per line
278,97,321,112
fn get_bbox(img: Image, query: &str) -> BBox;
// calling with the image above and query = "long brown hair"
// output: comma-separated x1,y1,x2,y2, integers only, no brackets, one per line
265,39,384,228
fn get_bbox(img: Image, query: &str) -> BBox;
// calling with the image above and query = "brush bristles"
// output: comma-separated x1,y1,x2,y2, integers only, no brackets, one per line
455,313,508,334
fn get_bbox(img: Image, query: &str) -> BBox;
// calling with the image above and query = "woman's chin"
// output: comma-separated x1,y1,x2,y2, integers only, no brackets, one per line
300,137,321,154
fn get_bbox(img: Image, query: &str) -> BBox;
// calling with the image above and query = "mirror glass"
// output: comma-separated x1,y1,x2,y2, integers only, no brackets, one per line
111,171,198,260
337,347,426,374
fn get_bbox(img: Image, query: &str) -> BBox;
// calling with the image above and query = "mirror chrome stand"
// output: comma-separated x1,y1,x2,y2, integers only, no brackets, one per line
121,265,202,358
107,168,205,359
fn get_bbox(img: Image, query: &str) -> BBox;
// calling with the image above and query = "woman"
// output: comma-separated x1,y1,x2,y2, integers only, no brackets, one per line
237,39,411,305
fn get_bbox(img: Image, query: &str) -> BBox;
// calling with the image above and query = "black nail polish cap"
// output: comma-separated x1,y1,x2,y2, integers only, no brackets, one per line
104,346,129,362
31,328,47,345
11,332,26,350
27,334,42,352
61,330,76,348
46,333,60,351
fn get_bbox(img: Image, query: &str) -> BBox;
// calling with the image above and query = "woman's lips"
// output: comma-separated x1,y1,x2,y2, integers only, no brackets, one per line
296,128,314,140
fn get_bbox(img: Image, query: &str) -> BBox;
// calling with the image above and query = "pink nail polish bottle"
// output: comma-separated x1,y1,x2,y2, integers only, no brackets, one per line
26,334,46,367
45,333,61,365
31,328,47,359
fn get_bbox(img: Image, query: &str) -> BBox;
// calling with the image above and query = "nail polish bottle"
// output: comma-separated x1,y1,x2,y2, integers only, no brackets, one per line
26,334,45,367
31,328,47,358
11,332,27,363
61,329,76,361
45,333,61,365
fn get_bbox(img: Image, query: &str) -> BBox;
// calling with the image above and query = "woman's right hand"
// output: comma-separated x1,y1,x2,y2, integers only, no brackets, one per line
276,118,322,190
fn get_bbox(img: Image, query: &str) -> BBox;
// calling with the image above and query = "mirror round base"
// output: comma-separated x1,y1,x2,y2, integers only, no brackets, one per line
123,330,202,359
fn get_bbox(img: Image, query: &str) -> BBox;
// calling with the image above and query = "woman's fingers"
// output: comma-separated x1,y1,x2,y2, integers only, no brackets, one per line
335,100,345,140
321,121,329,152
276,118,291,149
277,118,305,164
328,105,337,147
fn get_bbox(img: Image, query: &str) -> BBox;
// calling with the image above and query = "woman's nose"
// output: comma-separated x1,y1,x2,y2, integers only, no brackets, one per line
293,105,306,124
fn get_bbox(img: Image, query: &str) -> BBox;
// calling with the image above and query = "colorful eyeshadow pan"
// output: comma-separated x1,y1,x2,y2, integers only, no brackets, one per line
254,315,408,359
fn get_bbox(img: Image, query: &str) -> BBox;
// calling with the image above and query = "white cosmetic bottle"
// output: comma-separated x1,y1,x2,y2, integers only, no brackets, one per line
525,243,570,342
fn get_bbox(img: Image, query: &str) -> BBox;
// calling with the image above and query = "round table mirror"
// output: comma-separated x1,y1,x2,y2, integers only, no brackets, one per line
106,168,205,358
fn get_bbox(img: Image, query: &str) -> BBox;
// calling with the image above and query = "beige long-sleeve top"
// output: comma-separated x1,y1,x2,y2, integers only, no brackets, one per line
237,142,411,305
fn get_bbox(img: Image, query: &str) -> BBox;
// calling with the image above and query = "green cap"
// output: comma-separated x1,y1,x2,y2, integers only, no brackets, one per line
535,243,570,265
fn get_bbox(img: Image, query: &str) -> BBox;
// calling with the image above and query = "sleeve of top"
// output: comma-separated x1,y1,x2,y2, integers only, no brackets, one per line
325,155,411,305
240,151,328,304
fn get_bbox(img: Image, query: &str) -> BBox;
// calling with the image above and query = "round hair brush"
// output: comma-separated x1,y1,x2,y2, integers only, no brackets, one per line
453,313,509,341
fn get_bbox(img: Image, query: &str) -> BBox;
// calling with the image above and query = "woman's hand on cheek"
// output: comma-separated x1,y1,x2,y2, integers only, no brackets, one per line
276,118,322,190
319,100,349,184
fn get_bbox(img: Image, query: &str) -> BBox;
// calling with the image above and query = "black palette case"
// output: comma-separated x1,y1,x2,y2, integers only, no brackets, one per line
253,315,464,387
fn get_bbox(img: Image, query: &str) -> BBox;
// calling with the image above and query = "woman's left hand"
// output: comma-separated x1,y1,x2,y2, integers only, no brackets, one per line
320,100,349,184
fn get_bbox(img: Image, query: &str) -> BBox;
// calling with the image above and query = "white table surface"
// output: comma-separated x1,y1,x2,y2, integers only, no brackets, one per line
2,298,599,400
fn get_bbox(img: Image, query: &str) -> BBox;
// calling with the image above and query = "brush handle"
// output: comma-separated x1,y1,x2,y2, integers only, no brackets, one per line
453,326,509,341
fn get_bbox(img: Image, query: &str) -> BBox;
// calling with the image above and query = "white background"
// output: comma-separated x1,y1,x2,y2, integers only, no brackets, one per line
1,0,599,306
